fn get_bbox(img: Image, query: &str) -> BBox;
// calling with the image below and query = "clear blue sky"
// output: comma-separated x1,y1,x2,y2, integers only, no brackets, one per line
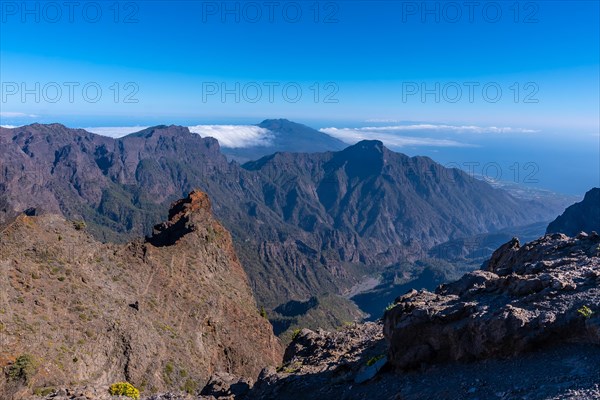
0,1,599,194
1,1,598,129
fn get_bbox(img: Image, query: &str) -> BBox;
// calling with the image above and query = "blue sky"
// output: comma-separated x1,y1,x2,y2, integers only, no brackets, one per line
0,0,599,194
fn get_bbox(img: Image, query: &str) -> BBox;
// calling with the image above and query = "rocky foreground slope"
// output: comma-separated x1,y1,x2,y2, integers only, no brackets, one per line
0,191,281,399
6,232,600,399
227,232,600,399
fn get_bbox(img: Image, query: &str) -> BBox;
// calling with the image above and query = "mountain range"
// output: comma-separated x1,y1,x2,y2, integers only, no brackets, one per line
0,122,574,336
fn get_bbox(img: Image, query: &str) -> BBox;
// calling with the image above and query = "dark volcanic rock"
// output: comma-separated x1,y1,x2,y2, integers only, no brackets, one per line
250,322,386,399
547,187,600,236
383,232,600,369
200,372,253,398
148,190,212,246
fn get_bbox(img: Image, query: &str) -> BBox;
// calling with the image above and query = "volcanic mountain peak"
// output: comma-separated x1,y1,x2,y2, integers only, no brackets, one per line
258,118,315,132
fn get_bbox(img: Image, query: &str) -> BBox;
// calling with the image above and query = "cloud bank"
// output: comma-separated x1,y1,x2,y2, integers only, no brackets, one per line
0,112,38,118
320,124,540,148
188,125,274,148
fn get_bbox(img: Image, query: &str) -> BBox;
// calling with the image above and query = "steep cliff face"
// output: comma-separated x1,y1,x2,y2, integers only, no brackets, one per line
383,232,600,369
0,191,282,399
547,188,600,236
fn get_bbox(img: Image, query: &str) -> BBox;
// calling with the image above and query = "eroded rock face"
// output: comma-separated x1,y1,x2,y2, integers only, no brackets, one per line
249,322,386,399
0,190,282,399
383,233,600,369
148,191,212,246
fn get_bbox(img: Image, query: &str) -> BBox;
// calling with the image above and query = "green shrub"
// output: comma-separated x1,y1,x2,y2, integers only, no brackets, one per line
578,305,594,319
72,220,86,230
7,354,37,382
291,328,302,340
33,387,54,396
109,382,140,400
366,354,385,367
182,378,198,394
259,306,268,319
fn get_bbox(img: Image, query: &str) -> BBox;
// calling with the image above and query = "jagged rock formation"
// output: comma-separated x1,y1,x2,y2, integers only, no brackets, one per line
0,191,281,399
547,187,600,236
0,123,568,333
249,322,386,399
383,232,600,369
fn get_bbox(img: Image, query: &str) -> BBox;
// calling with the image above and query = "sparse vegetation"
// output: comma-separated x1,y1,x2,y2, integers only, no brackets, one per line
72,220,86,230
366,354,385,367
33,387,55,396
259,306,268,319
164,362,174,384
291,328,302,340
182,378,198,394
109,382,140,400
578,305,594,319
385,302,397,312
278,361,302,374
7,354,37,383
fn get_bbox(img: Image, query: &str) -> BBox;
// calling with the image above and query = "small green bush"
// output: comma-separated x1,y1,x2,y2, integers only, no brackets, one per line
291,328,302,340
578,305,594,319
33,387,54,396
259,306,268,319
109,382,140,400
366,354,385,367
182,378,198,394
72,220,86,230
7,354,37,382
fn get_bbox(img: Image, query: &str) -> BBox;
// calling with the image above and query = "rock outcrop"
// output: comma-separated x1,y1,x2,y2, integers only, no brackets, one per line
383,232,600,369
250,322,386,399
547,187,600,236
0,191,282,399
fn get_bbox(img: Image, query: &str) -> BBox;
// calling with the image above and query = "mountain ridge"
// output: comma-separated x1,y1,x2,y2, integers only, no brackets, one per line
0,190,282,399
0,122,569,336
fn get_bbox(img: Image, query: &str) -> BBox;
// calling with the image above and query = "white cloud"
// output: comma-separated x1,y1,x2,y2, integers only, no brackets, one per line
188,125,274,148
320,127,475,148
0,112,38,118
346,124,539,134
0,125,19,129
83,126,150,138
320,124,540,148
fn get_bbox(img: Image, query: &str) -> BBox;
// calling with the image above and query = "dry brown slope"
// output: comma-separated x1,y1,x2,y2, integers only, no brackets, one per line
0,191,282,399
